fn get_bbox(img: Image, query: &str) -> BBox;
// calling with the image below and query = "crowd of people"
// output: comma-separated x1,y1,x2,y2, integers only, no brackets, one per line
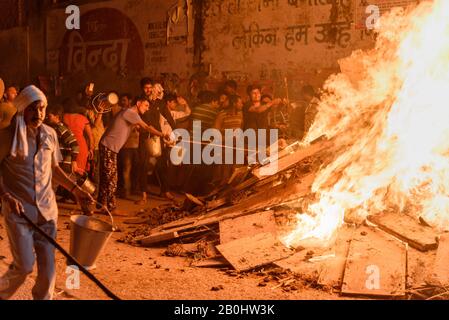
0,75,320,300
1,77,320,216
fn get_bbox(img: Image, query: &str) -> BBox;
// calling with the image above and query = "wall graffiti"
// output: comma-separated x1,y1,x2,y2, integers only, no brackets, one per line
231,20,351,51
147,20,166,49
59,8,144,76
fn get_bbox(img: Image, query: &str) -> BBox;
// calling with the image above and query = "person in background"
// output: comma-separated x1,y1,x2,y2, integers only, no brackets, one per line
98,96,169,214
45,104,94,214
0,80,17,130
161,93,191,192
191,91,220,130
222,79,238,96
218,92,230,112
3,86,18,103
85,100,106,186
214,94,244,132
45,104,80,175
213,94,244,187
137,82,175,204
141,77,153,101
62,98,94,176
264,94,289,138
243,85,281,132
117,94,139,199
164,93,191,128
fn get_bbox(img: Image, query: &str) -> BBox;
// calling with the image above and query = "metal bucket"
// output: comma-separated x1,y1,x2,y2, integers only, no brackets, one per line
69,215,113,269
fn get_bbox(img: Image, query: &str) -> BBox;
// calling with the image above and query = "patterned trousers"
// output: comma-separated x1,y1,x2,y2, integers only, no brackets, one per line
97,144,118,211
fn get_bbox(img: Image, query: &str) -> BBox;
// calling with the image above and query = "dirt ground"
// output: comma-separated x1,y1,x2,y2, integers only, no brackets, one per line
0,195,342,301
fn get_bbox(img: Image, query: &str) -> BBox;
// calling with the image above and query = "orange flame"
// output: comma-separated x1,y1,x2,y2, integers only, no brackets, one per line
283,0,449,248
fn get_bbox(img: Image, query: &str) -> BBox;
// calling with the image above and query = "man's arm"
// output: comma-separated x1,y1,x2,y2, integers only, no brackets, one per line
52,165,93,205
137,120,167,138
249,98,282,113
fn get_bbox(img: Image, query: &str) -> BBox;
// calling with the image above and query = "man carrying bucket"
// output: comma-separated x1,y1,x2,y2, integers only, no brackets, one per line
0,85,93,300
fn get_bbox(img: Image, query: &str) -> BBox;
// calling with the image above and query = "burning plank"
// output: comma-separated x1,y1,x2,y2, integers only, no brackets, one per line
216,232,293,272
341,227,407,297
219,210,277,244
149,173,315,236
252,139,332,180
432,233,449,286
367,212,438,252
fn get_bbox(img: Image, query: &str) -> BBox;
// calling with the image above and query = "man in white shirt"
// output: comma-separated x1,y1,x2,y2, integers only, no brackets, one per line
0,85,92,300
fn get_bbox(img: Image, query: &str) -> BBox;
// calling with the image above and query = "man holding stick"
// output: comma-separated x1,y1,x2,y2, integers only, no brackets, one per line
0,85,93,300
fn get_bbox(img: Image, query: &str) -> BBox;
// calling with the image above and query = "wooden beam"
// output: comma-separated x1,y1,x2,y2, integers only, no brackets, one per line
341,226,407,297
252,139,332,179
140,232,179,246
216,232,293,272
191,257,230,268
367,212,437,252
149,173,315,236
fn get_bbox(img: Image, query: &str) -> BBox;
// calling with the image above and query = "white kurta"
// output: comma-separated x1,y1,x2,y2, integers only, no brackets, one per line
1,123,62,222
0,123,62,300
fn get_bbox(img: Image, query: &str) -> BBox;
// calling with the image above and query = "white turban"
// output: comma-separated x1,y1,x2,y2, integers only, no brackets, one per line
10,85,48,159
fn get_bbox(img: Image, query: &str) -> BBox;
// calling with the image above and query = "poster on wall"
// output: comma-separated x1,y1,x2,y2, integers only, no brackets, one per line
167,0,188,45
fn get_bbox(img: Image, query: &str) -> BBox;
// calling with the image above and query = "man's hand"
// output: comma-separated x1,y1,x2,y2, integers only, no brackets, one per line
163,133,175,147
1,193,25,216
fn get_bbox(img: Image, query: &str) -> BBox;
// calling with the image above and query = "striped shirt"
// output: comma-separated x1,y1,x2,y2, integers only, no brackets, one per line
217,111,243,130
49,122,79,166
191,104,219,129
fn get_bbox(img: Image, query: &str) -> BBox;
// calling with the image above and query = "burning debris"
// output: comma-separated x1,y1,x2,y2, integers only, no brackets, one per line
117,0,449,299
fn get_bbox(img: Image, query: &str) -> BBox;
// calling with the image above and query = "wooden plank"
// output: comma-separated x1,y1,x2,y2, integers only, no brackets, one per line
150,173,315,236
318,225,355,288
432,233,449,286
206,197,228,212
274,250,320,276
140,232,179,246
341,226,407,297
219,210,277,244
216,232,293,272
191,257,230,268
252,139,332,179
220,211,275,239
367,212,437,252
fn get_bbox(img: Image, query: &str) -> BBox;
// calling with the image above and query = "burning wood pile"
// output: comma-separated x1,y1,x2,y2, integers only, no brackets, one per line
121,0,449,299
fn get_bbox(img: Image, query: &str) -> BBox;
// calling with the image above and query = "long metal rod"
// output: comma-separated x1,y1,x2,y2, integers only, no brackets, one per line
20,211,121,300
